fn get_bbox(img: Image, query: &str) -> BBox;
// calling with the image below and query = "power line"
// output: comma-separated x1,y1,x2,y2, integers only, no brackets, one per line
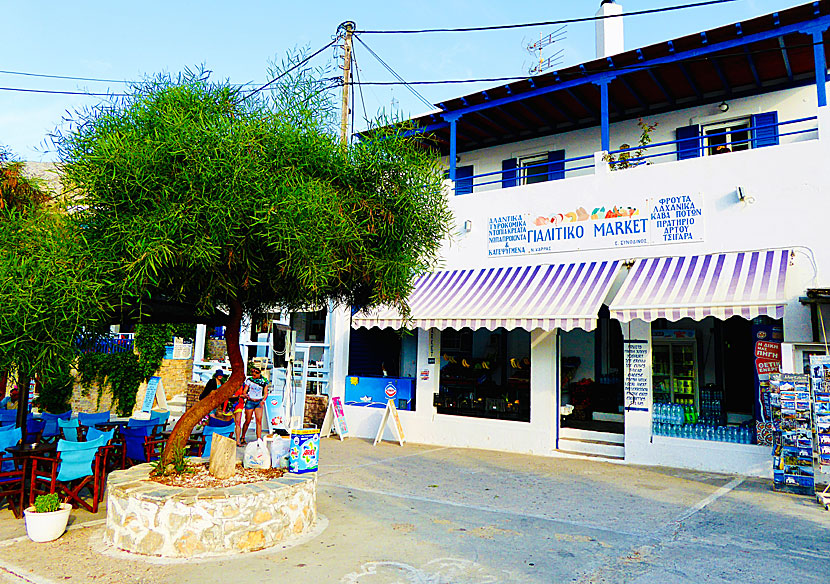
238,40,337,103
0,86,127,97
348,38,829,89
355,0,740,34
352,35,434,111
0,69,131,84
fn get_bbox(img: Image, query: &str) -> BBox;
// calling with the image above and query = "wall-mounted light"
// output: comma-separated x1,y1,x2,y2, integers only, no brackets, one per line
455,155,461,163
736,186,745,201
719,101,729,112
463,219,473,233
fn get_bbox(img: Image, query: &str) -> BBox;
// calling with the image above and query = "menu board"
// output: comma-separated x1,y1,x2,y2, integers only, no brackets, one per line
770,373,814,496
809,355,830,469
623,341,649,411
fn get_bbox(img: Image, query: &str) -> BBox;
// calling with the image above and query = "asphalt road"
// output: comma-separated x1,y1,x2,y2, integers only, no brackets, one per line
0,438,828,583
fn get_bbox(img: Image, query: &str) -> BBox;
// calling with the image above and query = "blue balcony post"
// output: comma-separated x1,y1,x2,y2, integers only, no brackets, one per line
441,112,463,181
596,79,611,152
813,29,828,107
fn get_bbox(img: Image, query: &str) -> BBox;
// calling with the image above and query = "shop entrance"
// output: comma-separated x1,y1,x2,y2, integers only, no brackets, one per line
558,309,625,458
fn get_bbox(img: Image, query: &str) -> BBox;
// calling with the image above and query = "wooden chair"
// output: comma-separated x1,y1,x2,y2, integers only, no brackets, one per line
58,418,85,441
29,436,109,513
0,450,24,517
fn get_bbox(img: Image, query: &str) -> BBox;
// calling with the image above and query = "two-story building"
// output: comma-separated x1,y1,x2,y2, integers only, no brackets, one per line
334,1,830,478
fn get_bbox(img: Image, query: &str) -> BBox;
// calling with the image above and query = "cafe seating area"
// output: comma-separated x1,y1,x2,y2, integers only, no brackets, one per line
0,407,215,518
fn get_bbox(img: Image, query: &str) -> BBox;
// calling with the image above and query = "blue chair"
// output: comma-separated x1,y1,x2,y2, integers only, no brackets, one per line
149,410,170,428
207,416,234,428
78,411,110,428
58,418,82,441
121,425,155,466
30,436,108,512
39,411,72,441
200,425,235,458
84,428,115,443
0,426,22,473
127,417,165,439
0,410,16,425
24,418,45,444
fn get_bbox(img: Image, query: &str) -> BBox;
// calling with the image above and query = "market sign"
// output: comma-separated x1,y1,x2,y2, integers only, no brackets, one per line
487,193,703,258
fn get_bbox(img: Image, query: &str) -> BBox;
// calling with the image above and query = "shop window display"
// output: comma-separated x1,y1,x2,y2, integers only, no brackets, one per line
650,316,776,444
436,327,530,422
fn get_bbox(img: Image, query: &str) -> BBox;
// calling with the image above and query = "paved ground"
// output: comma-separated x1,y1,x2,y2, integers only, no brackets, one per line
0,436,828,583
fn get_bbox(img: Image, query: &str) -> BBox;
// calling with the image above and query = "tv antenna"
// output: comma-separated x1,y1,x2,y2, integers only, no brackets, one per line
527,25,566,75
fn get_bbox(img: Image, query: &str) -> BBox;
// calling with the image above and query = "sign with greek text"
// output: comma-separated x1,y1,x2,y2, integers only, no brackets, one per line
624,341,649,412
487,194,703,258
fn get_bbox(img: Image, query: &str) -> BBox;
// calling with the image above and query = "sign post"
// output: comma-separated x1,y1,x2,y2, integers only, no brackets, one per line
321,396,350,440
373,399,405,446
141,376,167,413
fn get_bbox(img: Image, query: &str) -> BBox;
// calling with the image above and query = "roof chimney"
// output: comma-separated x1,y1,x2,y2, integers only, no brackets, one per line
596,0,624,59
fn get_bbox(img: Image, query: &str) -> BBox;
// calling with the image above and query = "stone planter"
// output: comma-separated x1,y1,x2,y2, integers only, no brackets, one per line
24,503,72,542
105,463,317,557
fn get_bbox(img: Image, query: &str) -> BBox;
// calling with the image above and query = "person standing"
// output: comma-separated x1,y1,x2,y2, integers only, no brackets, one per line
241,367,269,442
199,369,225,401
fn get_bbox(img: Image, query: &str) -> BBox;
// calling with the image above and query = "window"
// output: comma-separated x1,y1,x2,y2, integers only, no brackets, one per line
520,154,549,184
703,119,750,155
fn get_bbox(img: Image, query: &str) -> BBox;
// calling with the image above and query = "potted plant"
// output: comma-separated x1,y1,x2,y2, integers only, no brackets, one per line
23,494,71,542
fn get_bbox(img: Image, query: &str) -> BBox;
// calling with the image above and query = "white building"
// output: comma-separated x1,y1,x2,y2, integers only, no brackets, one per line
343,2,830,478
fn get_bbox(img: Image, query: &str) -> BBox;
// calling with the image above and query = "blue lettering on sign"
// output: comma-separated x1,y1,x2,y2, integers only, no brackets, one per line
526,225,584,243
593,218,647,237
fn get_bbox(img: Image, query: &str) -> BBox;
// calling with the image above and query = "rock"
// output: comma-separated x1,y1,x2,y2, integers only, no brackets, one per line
208,434,237,479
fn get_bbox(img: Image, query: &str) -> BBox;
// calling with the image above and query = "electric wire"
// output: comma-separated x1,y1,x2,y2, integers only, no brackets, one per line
238,39,337,103
345,38,828,88
351,43,371,124
353,35,435,111
355,0,741,34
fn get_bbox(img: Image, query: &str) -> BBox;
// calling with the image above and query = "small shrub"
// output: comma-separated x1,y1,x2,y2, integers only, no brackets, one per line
33,493,61,513
603,118,658,171
150,446,195,477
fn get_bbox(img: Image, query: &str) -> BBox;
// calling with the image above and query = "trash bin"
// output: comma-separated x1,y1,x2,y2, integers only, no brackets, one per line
288,428,320,474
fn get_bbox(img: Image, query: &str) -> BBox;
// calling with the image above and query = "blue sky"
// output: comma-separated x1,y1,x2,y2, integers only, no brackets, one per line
0,0,807,161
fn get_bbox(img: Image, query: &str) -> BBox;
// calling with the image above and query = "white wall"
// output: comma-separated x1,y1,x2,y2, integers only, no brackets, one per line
448,85,818,191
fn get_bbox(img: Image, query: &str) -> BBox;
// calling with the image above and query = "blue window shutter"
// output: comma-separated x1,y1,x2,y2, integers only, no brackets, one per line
501,158,518,188
751,112,779,148
547,150,565,181
675,125,701,160
455,165,474,195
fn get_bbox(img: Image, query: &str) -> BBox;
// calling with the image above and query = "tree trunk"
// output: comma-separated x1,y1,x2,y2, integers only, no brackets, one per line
16,371,29,440
161,298,245,464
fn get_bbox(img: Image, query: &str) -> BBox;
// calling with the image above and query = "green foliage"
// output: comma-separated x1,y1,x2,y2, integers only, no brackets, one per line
33,493,61,513
0,146,49,211
56,64,451,321
150,446,194,477
33,366,74,414
0,207,111,382
603,118,659,171
76,324,181,416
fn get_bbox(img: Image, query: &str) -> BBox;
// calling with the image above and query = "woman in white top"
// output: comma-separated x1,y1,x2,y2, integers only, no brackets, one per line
241,367,269,441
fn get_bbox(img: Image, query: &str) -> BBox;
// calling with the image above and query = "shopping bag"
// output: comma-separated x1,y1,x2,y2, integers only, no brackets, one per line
242,438,271,469
267,436,290,469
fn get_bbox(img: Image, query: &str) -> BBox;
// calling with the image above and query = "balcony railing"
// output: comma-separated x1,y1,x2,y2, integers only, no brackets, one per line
452,114,818,195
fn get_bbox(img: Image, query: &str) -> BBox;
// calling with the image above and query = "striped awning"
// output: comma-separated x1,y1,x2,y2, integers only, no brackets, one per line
609,250,790,322
352,261,622,332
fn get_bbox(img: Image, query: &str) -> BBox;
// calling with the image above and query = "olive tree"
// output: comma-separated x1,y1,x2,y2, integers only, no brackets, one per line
57,67,451,463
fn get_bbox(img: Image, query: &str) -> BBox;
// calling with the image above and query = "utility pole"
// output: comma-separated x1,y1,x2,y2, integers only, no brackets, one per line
338,21,355,146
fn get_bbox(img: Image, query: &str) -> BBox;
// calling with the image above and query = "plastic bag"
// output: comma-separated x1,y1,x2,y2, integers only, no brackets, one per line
242,438,271,469
268,436,290,469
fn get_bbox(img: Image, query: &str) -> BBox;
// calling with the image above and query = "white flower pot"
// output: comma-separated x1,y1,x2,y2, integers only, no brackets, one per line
23,503,71,542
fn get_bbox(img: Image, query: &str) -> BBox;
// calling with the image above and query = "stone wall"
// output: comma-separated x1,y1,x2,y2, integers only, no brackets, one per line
106,464,317,557
70,358,193,415
304,395,329,429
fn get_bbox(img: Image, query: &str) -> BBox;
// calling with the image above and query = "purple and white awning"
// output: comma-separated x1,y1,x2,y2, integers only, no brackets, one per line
351,261,622,332
609,250,791,322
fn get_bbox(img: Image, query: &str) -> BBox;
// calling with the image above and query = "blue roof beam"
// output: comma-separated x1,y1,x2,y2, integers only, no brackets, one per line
514,101,551,127
778,36,794,81
709,57,733,95
743,47,762,88
495,105,532,129
677,62,702,99
474,110,511,134
426,15,830,122
618,76,648,111
646,69,674,105
565,87,597,118
540,94,577,125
